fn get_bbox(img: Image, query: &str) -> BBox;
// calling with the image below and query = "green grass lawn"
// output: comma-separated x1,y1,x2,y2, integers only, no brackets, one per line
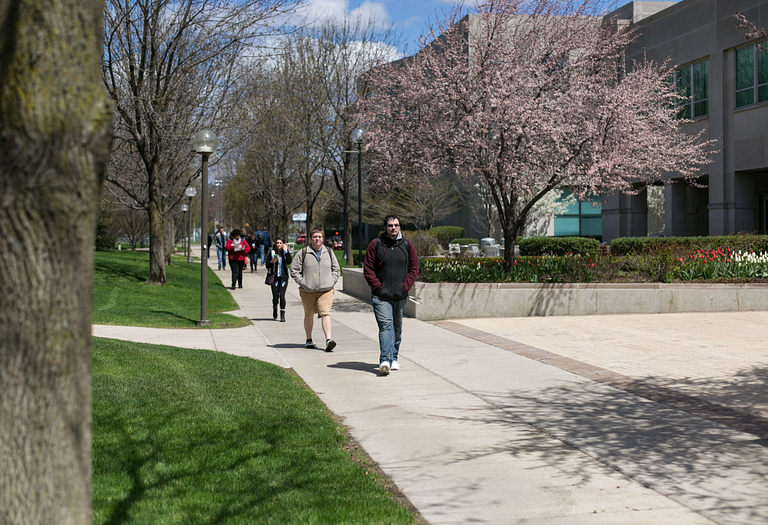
93,337,416,525
94,250,248,328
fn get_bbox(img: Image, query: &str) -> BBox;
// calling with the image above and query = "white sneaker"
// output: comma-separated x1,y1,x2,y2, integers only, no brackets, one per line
391,360,400,370
379,361,390,375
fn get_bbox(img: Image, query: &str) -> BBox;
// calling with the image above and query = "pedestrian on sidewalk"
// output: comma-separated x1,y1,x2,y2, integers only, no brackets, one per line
246,232,259,272
290,226,340,352
254,228,265,265
266,237,292,322
214,226,228,271
259,227,271,267
225,229,250,290
363,215,419,375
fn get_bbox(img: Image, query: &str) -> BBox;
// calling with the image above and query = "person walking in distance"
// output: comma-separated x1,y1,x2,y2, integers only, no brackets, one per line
246,231,259,272
225,229,250,290
214,226,228,271
266,237,292,322
363,215,419,375
259,227,271,267
290,226,340,352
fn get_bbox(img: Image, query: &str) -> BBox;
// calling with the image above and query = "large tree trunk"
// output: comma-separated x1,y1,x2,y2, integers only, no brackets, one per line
0,0,112,522
147,199,167,284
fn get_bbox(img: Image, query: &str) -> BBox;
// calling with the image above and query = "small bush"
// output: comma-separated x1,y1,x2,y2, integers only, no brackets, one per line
450,238,480,245
428,226,465,248
95,220,116,251
404,230,439,257
518,236,599,257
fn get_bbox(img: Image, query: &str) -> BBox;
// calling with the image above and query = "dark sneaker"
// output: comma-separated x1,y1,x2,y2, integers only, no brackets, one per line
305,340,315,349
325,339,336,352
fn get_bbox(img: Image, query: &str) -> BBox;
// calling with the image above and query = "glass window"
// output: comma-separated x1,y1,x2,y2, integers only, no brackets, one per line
675,59,708,118
554,190,602,237
677,65,691,119
736,40,768,108
693,60,709,117
554,217,580,236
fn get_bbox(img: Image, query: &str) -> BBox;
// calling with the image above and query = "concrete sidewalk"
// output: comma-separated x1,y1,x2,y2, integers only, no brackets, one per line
93,260,768,525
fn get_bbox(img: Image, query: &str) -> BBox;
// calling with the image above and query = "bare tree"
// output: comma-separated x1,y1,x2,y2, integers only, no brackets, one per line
274,35,332,227
229,71,305,238
366,176,462,230
101,0,299,283
0,0,112,522
310,16,401,264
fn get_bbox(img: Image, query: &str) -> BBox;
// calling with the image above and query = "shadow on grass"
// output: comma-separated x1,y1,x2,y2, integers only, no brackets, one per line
94,339,414,525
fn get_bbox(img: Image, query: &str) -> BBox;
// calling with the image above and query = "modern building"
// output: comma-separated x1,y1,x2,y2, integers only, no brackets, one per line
600,0,768,242
440,0,768,243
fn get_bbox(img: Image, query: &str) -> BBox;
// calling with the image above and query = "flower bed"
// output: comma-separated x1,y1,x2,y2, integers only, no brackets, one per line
419,248,768,284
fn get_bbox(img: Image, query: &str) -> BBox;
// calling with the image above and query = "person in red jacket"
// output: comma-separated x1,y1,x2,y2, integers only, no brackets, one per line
225,229,250,290
363,215,419,375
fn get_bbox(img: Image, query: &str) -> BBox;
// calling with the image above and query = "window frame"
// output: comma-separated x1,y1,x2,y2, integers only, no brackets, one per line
735,39,768,109
674,58,709,119
553,190,602,238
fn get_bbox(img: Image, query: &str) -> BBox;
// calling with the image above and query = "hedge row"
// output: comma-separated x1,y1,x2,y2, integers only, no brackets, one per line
517,236,600,257
608,235,768,256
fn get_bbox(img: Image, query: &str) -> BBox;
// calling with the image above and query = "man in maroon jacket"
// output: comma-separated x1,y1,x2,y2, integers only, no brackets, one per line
363,215,419,376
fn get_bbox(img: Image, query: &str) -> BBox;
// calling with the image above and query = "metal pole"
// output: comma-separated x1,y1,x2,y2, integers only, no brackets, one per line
198,154,211,326
357,141,362,268
187,197,192,262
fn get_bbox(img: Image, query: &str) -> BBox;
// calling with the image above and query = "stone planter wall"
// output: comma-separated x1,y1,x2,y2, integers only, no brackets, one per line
342,268,768,320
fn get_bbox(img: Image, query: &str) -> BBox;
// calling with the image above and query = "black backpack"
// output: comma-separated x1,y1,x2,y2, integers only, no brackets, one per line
256,232,264,244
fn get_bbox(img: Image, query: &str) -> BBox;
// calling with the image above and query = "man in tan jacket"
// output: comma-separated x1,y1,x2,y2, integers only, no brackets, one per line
290,226,341,351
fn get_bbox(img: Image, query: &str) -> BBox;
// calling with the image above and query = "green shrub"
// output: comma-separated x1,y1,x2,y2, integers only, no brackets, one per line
95,220,115,251
403,230,439,257
609,235,768,256
450,238,480,245
428,226,465,248
518,236,599,257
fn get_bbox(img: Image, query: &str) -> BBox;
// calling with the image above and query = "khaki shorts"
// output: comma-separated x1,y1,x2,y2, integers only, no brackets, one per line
299,289,335,318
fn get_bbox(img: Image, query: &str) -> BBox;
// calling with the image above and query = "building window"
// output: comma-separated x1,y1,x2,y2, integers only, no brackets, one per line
736,40,768,108
554,190,602,238
675,59,709,118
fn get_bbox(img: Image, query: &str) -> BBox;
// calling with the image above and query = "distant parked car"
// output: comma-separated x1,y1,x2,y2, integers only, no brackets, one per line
297,233,307,244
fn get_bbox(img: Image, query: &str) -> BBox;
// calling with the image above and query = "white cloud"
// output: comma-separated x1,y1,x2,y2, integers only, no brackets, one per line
293,0,392,27
349,1,391,26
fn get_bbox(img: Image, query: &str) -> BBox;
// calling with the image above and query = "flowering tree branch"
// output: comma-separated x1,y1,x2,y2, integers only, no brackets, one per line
360,0,717,272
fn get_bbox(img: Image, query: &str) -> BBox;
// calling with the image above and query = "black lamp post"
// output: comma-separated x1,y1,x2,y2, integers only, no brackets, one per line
351,127,365,268
192,130,218,327
181,203,189,257
184,186,197,263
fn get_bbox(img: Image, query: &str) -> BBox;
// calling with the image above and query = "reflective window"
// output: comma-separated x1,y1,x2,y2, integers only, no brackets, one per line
736,41,768,108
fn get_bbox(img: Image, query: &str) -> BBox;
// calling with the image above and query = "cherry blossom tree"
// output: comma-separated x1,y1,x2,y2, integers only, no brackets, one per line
360,0,717,271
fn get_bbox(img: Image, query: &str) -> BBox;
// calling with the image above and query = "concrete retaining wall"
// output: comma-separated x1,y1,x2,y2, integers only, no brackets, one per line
342,268,768,320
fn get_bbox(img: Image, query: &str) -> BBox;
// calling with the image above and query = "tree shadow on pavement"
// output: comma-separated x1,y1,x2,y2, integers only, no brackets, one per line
447,370,768,525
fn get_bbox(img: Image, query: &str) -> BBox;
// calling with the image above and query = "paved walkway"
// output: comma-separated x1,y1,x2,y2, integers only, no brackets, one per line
93,259,768,525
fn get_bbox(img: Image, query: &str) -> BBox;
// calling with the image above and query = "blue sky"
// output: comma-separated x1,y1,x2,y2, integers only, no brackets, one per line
303,0,680,54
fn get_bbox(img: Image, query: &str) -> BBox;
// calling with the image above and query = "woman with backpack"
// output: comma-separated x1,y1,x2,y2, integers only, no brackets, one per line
265,237,292,322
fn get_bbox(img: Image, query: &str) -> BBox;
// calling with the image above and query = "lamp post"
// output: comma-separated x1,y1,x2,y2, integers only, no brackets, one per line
192,130,218,327
184,186,197,263
351,127,365,268
181,203,189,257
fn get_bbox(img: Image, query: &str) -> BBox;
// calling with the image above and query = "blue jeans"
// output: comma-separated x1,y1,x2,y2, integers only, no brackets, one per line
259,245,266,265
372,295,407,365
216,246,226,269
